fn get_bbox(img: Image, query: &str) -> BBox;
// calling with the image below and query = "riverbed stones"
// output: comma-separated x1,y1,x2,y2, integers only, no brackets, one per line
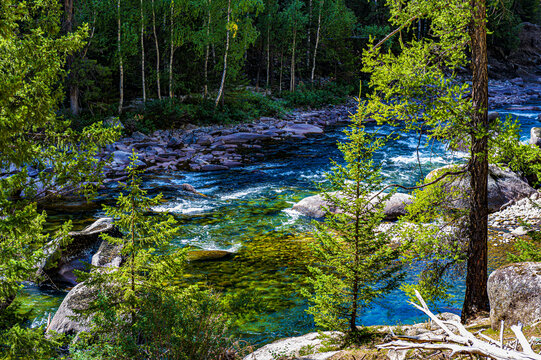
243,332,342,360
530,127,541,147
292,192,413,221
425,164,536,213
488,262,541,329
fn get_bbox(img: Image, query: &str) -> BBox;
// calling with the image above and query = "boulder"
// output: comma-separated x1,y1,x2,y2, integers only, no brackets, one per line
39,218,121,286
425,164,536,213
243,332,342,360
215,132,268,144
91,241,123,268
282,123,324,136
292,192,413,221
112,150,145,167
488,262,541,329
530,127,541,147
46,282,94,335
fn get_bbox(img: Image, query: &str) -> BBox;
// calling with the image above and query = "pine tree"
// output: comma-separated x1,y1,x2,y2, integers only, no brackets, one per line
303,106,404,336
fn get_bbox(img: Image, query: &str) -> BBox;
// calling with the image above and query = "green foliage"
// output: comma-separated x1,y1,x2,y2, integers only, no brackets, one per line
508,229,541,262
281,82,353,108
303,105,404,335
491,117,541,186
73,156,239,359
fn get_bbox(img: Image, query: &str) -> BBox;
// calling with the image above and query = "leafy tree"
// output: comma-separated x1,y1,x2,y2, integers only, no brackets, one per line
361,0,493,321
303,108,404,336
74,155,238,359
0,0,118,308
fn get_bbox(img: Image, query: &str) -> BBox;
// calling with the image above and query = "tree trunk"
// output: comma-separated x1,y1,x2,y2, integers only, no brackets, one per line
169,0,174,100
215,0,231,107
306,0,312,70
151,0,161,100
290,28,296,92
266,15,270,89
64,0,80,115
462,0,490,323
204,0,211,98
118,0,124,114
279,51,283,93
140,0,146,102
311,0,323,86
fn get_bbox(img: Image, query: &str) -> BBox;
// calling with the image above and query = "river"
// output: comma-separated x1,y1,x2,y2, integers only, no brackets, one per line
21,103,540,347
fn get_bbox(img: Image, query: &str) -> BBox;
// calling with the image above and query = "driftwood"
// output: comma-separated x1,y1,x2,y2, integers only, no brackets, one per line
377,290,541,360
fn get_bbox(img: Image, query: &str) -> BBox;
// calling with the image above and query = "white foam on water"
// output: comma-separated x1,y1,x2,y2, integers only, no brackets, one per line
221,186,268,200
390,153,449,165
152,199,214,214
280,207,304,227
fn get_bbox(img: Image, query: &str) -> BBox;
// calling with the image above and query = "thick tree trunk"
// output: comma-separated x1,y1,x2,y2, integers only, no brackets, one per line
311,0,323,85
64,0,80,115
204,0,211,98
151,0,161,100
215,0,231,107
169,0,174,100
69,86,79,115
140,0,146,102
118,0,124,114
462,0,490,323
290,29,296,92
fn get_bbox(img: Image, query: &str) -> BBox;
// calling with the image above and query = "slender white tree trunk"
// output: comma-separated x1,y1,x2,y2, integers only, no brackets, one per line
140,0,146,102
204,0,211,98
169,0,174,100
306,0,312,69
215,0,231,107
117,0,124,114
311,0,323,85
290,28,296,92
279,52,283,92
266,13,270,89
151,0,161,99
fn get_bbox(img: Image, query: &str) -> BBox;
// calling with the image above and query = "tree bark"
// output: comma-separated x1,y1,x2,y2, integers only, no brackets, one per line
311,0,323,86
151,0,161,100
462,0,490,323
215,0,231,107
266,11,270,89
279,51,283,93
140,0,146,102
306,0,312,70
118,0,124,114
65,0,80,115
204,0,211,98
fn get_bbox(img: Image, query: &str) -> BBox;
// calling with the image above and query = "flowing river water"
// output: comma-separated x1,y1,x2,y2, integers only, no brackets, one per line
20,103,540,347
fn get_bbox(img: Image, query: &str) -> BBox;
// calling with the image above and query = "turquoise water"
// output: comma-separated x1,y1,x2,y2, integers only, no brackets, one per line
23,104,539,346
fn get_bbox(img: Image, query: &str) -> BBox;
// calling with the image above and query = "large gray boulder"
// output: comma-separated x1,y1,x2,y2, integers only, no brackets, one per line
39,218,121,286
243,332,342,360
215,132,268,144
282,123,324,137
530,127,541,147
292,192,413,221
425,164,536,213
488,262,541,329
46,282,95,335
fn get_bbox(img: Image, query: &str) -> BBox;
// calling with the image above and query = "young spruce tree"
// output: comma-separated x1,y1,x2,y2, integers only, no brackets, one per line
303,106,404,337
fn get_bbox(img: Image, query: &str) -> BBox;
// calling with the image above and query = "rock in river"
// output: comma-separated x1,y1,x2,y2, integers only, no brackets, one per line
187,250,234,262
488,262,541,329
292,192,413,221
530,127,541,147
425,164,536,213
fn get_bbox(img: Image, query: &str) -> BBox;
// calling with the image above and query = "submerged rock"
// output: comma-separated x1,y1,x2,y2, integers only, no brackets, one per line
187,250,234,262
243,332,342,360
292,192,413,221
488,262,541,329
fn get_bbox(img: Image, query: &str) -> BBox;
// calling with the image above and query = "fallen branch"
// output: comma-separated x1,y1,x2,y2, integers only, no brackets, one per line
377,290,541,360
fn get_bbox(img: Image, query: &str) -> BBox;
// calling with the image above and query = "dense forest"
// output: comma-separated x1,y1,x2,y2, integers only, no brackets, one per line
62,0,540,126
2,0,541,359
